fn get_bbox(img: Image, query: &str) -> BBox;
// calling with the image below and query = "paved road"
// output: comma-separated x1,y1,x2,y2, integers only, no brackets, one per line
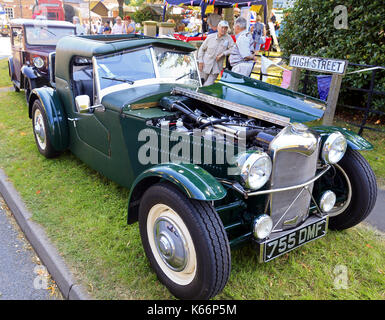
0,198,58,300
364,189,385,233
0,35,11,60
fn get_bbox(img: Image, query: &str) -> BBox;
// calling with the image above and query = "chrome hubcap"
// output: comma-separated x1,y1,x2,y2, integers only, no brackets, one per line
154,217,187,271
34,110,46,150
147,204,197,285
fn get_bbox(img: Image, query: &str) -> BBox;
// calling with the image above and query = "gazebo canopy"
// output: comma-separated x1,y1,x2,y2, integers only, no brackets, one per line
164,0,267,24
166,0,266,7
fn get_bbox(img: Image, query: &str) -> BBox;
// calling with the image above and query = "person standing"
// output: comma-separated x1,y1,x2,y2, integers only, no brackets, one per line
229,17,256,77
111,16,126,34
124,16,136,34
103,22,111,34
197,20,234,86
250,15,266,51
97,21,104,34
207,7,222,34
73,16,85,35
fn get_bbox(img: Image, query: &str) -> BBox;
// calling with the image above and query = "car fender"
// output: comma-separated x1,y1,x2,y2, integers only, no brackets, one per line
21,65,38,80
126,163,227,224
311,126,373,150
28,87,69,152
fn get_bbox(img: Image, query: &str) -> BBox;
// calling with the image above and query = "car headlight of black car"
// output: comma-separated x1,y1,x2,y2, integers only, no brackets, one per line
321,132,347,164
237,151,272,190
33,56,44,69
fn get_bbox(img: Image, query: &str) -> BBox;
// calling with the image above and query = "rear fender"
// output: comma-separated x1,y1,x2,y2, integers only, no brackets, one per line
28,87,69,152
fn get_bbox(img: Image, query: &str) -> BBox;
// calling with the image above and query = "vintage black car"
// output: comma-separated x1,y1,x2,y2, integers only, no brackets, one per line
8,18,75,99
27,34,377,300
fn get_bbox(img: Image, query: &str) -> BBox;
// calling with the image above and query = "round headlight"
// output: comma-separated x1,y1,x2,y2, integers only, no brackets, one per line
319,190,336,213
240,152,272,190
322,132,347,164
33,57,44,69
253,214,273,239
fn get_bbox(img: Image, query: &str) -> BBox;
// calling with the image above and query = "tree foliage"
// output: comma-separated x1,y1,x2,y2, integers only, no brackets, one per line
131,7,159,24
280,0,385,111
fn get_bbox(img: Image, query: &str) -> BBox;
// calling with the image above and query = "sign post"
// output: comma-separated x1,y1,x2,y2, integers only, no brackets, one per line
288,55,348,126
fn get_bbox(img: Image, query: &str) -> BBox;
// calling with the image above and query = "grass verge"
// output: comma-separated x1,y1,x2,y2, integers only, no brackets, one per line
0,60,384,299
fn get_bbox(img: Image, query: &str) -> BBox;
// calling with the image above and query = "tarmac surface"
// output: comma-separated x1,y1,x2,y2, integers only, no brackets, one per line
0,199,58,300
364,188,385,233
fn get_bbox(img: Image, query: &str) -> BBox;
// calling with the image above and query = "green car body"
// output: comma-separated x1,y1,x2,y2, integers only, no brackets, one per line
27,34,377,299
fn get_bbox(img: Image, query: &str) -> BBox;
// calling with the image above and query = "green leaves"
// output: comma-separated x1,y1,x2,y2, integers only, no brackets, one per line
280,0,385,111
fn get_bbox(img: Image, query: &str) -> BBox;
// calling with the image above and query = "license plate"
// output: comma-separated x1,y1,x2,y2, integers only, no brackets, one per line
263,217,328,262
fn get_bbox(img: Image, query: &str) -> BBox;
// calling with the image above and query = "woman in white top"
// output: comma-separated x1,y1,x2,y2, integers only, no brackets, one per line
111,16,125,34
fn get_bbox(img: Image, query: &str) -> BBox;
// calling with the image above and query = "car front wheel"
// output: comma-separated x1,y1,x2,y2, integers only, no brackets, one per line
32,99,58,158
327,148,377,230
138,182,231,300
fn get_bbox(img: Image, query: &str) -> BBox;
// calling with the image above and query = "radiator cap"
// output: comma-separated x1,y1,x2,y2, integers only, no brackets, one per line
291,122,308,134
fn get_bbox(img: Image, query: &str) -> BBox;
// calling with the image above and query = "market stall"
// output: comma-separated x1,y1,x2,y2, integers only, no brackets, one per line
163,0,268,25
163,0,270,51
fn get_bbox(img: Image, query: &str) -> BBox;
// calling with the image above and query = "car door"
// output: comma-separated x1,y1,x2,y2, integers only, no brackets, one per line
11,27,23,84
69,56,110,157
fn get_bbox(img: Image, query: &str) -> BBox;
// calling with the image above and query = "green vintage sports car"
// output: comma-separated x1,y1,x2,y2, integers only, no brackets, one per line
27,34,377,300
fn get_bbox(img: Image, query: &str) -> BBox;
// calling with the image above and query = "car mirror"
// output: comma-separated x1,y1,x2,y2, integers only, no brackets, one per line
75,95,91,113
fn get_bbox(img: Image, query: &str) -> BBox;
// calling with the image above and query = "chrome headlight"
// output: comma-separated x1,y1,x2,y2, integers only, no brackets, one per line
239,152,272,190
322,132,347,164
33,56,44,69
319,190,336,213
253,214,273,239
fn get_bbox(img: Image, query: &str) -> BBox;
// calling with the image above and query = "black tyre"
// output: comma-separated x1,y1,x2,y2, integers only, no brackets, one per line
138,182,231,300
32,99,59,158
328,148,377,230
24,78,35,102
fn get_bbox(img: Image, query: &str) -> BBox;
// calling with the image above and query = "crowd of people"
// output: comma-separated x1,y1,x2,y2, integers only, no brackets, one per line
72,15,136,36
198,16,262,85
198,9,281,85
71,6,281,86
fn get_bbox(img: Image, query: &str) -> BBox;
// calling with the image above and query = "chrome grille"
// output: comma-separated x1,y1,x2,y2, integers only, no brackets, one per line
268,125,320,231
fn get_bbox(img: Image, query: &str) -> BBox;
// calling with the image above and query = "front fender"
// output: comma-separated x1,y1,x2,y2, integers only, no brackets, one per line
21,65,38,80
311,126,373,150
127,163,227,224
29,87,69,152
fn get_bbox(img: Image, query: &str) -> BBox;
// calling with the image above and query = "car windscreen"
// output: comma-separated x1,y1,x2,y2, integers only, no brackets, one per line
154,47,200,86
96,48,156,90
25,25,74,46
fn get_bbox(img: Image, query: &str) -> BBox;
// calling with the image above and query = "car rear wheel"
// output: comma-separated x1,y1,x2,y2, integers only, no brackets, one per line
32,99,59,158
327,148,377,230
138,182,231,300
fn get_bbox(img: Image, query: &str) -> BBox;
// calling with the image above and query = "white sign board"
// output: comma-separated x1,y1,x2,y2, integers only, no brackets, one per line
289,55,347,75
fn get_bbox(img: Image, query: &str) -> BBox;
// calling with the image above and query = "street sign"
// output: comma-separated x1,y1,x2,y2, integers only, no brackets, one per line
288,54,349,125
289,55,347,75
